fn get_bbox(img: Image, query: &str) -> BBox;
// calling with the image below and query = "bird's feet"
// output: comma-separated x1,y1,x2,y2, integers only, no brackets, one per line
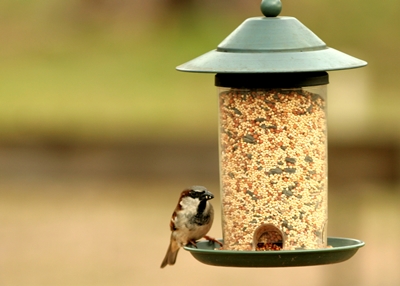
204,235,223,247
187,240,198,248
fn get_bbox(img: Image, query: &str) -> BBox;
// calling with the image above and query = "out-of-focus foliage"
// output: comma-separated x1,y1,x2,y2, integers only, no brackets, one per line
0,0,399,144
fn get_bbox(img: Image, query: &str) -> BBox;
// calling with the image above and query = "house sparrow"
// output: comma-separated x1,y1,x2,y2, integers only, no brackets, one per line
160,185,222,268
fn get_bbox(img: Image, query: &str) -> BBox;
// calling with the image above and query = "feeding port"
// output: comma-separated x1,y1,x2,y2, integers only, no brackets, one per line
253,223,285,251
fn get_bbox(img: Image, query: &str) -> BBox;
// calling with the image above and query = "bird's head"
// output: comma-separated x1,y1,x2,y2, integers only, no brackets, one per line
187,185,214,201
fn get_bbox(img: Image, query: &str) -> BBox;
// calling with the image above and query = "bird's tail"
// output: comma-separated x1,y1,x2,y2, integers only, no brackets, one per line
160,240,180,268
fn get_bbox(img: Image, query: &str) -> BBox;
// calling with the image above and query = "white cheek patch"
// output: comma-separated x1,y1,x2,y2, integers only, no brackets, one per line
180,197,200,214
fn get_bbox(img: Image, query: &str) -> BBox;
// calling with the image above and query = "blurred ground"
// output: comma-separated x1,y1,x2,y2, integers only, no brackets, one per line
1,0,400,285
0,173,400,286
1,144,400,285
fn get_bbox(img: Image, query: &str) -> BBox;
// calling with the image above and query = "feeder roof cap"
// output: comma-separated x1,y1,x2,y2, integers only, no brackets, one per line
176,1,367,73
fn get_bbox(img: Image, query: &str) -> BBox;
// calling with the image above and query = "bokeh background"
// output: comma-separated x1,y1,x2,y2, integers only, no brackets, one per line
1,0,400,285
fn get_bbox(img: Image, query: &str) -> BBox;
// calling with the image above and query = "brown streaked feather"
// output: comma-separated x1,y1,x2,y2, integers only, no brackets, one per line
169,189,191,231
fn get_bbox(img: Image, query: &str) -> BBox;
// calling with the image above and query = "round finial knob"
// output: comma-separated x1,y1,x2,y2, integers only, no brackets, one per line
260,0,282,17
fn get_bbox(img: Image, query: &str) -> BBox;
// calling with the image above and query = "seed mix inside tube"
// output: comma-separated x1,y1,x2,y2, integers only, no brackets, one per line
219,88,328,251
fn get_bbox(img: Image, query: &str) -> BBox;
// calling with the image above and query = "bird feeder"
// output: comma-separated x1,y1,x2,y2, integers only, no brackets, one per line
179,0,366,267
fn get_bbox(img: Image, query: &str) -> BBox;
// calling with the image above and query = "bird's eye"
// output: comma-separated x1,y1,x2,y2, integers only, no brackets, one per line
189,190,204,198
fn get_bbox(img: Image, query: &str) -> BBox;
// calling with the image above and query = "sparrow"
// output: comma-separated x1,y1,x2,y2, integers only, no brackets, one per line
160,185,222,268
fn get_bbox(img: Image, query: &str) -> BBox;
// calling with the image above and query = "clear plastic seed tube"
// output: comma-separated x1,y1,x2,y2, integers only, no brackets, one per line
218,74,328,251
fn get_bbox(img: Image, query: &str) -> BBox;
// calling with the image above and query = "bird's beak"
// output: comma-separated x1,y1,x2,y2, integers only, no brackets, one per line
201,190,214,201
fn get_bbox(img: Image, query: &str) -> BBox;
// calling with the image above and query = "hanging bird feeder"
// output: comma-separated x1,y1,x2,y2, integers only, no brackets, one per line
179,0,366,267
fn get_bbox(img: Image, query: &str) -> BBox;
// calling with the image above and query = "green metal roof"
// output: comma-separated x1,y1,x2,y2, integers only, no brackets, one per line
177,13,366,73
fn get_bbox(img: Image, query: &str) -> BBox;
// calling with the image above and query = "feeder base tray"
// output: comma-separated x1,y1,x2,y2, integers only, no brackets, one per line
183,237,364,267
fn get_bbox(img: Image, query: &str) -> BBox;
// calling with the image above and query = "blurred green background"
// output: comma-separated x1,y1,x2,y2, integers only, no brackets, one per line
1,0,400,285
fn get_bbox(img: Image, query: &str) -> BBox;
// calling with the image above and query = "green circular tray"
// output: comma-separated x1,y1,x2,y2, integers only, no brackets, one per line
183,237,364,267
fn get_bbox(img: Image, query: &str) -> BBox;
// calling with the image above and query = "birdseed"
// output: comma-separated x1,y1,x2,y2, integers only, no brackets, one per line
218,87,328,251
